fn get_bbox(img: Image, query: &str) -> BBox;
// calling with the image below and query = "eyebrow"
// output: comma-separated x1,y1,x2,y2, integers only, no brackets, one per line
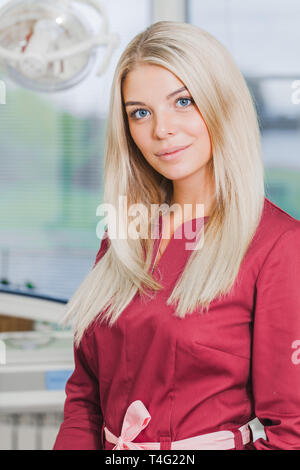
124,86,188,107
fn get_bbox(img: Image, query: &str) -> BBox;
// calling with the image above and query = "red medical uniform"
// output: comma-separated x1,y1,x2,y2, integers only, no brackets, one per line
53,197,300,450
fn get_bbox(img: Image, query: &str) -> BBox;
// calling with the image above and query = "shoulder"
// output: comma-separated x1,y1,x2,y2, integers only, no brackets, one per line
260,197,299,234
244,197,300,278
244,198,300,285
250,197,300,254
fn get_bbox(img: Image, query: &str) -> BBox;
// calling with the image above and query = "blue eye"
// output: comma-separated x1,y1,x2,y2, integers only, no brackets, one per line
129,96,194,120
177,97,193,107
130,109,149,120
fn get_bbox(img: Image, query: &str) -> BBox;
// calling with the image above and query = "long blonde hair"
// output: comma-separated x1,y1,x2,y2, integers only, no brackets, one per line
62,21,265,347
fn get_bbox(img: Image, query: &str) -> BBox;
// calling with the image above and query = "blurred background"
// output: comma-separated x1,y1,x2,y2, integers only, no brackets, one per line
0,0,299,450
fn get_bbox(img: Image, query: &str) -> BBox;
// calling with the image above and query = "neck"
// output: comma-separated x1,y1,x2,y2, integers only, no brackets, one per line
170,164,215,218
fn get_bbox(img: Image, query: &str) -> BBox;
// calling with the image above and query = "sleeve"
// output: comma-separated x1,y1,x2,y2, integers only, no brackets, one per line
53,334,103,450
53,232,109,450
249,227,300,450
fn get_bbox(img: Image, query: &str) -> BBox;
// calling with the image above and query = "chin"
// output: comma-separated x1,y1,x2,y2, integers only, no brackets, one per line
165,168,195,180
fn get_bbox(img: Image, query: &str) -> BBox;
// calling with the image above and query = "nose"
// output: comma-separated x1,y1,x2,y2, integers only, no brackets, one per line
153,111,176,139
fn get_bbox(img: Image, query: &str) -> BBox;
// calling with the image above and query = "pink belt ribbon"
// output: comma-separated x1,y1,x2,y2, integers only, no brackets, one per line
104,400,251,450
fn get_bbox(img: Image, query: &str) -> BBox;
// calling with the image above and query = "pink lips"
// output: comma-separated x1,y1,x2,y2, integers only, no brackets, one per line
155,144,191,157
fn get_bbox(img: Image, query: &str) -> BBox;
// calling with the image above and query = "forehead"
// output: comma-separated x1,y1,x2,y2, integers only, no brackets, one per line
122,64,186,99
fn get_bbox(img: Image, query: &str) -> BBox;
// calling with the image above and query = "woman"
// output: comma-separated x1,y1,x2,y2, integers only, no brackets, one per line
53,21,300,450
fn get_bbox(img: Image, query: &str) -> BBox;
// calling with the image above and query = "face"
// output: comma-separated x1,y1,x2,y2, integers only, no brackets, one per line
122,64,213,183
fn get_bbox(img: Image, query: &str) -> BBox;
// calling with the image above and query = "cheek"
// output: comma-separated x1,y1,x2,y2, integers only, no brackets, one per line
190,116,212,153
188,114,209,136
129,123,147,149
129,125,154,160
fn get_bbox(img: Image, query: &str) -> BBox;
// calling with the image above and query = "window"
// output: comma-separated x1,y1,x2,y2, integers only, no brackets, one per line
188,0,300,219
0,0,152,302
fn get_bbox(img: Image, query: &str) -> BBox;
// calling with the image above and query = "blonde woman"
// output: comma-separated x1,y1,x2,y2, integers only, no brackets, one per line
53,22,300,450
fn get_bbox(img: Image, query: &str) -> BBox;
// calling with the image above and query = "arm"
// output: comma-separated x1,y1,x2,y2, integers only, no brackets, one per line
53,232,109,450
249,227,300,450
53,333,103,450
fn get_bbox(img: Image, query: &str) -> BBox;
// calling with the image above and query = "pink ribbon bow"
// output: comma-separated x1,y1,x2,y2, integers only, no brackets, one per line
105,400,151,450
